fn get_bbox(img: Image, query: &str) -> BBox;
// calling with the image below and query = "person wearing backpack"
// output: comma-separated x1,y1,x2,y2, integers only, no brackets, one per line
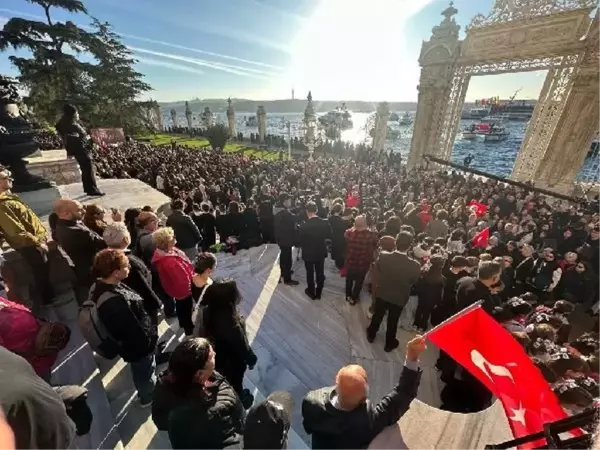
82,248,158,407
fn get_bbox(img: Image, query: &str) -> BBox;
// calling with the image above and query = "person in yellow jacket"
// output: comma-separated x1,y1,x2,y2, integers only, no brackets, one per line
0,167,53,304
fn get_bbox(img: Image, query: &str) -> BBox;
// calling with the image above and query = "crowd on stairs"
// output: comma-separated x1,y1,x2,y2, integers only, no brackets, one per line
0,125,599,448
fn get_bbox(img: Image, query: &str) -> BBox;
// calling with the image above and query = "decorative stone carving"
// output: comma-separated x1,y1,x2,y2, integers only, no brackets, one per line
185,101,193,131
226,98,235,137
257,106,266,142
409,3,461,169
468,0,596,29
201,107,213,129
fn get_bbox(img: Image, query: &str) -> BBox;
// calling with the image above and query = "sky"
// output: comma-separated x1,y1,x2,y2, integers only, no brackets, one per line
0,0,548,102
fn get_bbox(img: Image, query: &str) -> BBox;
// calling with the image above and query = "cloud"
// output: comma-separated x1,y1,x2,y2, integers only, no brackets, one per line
118,32,283,70
134,56,205,75
129,46,278,80
0,16,8,29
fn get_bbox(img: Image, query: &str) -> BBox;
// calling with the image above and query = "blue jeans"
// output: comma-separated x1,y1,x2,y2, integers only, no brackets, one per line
130,354,156,404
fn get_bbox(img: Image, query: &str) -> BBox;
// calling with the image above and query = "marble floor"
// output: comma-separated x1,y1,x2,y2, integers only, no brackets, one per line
48,244,513,449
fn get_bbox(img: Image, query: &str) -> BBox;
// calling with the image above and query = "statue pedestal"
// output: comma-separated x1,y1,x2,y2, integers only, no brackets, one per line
25,149,81,186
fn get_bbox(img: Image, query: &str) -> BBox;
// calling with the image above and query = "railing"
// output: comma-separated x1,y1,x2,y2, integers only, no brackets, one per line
485,407,598,449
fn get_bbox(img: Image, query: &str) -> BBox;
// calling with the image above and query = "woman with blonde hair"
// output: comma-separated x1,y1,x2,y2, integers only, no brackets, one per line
151,227,195,335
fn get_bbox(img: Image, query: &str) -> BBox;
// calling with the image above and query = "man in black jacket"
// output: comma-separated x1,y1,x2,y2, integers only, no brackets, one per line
274,193,299,286
55,104,104,196
166,199,202,261
298,202,332,299
302,336,425,449
455,260,503,314
53,199,106,303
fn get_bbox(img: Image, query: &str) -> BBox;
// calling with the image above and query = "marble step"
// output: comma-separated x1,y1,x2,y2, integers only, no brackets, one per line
47,300,124,449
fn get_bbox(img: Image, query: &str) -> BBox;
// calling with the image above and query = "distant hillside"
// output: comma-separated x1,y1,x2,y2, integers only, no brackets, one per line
158,98,419,114
158,98,537,115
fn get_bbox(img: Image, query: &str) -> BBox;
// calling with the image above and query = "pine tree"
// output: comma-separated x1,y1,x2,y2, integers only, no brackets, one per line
0,0,151,131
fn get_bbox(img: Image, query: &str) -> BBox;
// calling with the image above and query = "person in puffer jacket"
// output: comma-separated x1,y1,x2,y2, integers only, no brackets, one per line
152,338,244,449
151,227,195,335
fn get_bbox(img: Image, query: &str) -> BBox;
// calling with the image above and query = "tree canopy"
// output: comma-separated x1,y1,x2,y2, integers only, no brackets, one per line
0,0,153,131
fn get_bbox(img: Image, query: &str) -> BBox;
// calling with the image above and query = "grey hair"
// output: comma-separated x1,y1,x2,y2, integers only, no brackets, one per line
103,222,131,248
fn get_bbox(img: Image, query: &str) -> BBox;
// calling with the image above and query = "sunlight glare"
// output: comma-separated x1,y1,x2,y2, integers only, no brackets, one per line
286,0,435,101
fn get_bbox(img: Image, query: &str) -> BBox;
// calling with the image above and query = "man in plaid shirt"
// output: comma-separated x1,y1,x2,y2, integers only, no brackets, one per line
344,216,379,305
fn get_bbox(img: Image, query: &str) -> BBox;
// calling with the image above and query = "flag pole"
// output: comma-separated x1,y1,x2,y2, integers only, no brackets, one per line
422,300,483,339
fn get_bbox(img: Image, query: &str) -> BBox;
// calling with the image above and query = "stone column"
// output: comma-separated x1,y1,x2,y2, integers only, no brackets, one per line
226,98,236,137
154,105,163,131
372,102,389,153
185,101,193,131
531,33,600,194
407,2,461,169
202,107,212,129
257,106,266,142
170,108,177,128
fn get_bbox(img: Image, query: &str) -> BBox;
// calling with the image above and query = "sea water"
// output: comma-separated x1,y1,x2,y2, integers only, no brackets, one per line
199,111,600,182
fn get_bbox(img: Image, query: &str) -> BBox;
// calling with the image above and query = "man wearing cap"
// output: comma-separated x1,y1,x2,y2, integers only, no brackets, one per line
244,391,294,449
301,336,425,449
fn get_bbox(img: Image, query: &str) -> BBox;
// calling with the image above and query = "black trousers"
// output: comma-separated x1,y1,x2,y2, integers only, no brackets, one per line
413,297,433,330
260,219,274,243
17,246,54,305
279,246,293,282
304,259,325,297
74,153,99,194
345,269,367,300
367,297,402,346
175,296,194,335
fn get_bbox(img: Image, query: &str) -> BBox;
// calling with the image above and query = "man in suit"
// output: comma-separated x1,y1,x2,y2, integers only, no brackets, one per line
274,193,299,286
367,231,421,352
299,202,331,300
166,199,202,261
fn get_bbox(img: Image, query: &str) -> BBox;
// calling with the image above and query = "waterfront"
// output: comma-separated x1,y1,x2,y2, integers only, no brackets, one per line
169,110,599,182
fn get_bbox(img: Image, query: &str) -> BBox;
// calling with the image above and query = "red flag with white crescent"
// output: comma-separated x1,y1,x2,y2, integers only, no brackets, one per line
426,304,576,448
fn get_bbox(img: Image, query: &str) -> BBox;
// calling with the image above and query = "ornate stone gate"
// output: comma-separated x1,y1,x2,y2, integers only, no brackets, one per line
408,0,598,195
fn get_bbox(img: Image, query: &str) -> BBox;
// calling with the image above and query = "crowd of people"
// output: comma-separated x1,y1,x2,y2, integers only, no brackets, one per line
0,125,598,448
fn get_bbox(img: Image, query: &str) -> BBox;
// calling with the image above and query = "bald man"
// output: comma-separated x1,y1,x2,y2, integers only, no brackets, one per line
53,199,106,300
302,336,425,449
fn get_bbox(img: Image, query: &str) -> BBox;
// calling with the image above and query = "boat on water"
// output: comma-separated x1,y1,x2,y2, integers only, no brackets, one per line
461,121,509,142
318,103,353,130
398,112,413,125
461,107,491,120
245,116,258,127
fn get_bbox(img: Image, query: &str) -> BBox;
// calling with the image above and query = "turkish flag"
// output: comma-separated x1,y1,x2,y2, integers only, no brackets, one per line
469,200,488,217
346,192,359,208
472,227,490,248
427,304,571,448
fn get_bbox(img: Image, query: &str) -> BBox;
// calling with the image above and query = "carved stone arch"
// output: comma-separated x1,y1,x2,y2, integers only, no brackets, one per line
408,0,598,195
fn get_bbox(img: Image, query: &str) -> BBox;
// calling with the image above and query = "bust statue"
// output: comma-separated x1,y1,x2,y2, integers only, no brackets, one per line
0,76,52,192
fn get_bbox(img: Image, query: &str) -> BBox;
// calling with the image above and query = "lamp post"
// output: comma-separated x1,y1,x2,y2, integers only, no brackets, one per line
286,120,292,159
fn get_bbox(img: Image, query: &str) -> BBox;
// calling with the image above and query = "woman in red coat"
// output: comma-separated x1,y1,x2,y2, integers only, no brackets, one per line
151,227,195,335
